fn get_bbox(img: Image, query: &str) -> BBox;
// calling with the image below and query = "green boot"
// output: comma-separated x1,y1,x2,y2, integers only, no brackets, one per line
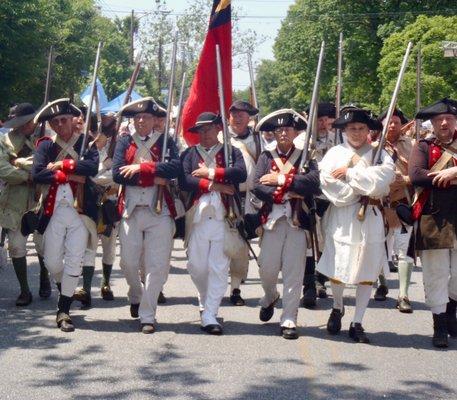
12,257,32,306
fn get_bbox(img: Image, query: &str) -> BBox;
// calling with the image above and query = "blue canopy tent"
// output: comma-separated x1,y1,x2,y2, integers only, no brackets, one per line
101,90,142,114
79,78,109,111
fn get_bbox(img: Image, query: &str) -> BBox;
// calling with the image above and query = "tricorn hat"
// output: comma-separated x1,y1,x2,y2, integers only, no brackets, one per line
34,98,81,124
305,102,336,119
229,100,259,116
255,109,307,132
3,103,38,129
155,99,168,118
188,112,222,133
333,107,382,131
118,97,166,118
415,98,457,121
378,107,409,125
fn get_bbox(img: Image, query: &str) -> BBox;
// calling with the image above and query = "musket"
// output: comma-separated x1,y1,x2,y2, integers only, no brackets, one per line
415,44,422,141
298,41,325,173
155,33,178,214
357,41,413,221
216,44,236,222
335,32,343,144
80,41,103,159
247,52,263,157
173,71,187,143
39,45,54,137
293,41,325,263
107,53,143,159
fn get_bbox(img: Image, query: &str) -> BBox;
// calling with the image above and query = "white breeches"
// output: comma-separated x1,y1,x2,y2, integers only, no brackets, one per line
229,242,249,290
43,205,89,278
83,223,119,267
419,236,457,308
187,217,230,326
386,225,413,263
258,218,307,328
119,207,174,323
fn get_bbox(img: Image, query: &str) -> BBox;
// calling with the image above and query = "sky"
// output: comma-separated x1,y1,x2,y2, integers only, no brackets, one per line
96,0,296,90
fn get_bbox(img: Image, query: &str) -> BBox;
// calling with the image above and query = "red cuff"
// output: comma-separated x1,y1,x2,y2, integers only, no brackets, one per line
54,170,68,184
62,159,77,173
199,178,211,193
214,167,225,181
138,162,156,187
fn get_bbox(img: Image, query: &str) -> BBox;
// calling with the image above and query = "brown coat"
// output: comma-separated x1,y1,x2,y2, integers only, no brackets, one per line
409,137,457,250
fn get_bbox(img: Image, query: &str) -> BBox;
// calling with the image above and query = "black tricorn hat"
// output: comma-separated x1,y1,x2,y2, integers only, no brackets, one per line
229,100,259,116
255,108,307,132
415,97,457,121
305,102,336,118
155,99,168,118
378,107,409,125
333,107,382,131
34,98,81,124
188,112,222,133
3,103,38,129
119,97,166,118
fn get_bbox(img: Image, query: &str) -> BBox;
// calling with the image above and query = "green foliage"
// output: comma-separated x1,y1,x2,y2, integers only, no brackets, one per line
379,15,457,117
256,0,456,113
0,0,131,118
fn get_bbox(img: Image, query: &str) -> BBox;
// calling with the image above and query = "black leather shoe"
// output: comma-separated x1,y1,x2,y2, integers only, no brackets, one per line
280,327,299,340
259,296,279,322
374,285,388,301
56,312,75,332
141,323,155,334
316,281,328,299
432,313,449,348
302,285,317,308
327,308,344,334
101,285,114,301
201,324,223,335
157,291,167,304
73,288,91,309
397,296,413,313
349,323,370,343
130,303,140,318
16,291,33,306
39,275,52,299
230,289,245,306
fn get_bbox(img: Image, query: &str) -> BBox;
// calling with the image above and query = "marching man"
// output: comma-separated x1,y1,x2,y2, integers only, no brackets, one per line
112,97,181,334
180,112,247,335
253,109,321,340
409,98,457,348
226,100,260,306
32,98,99,332
316,107,395,343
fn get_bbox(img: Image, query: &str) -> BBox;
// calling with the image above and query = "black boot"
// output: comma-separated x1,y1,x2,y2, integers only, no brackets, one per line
316,272,328,299
432,313,448,348
12,257,32,306
38,256,52,299
446,299,457,338
302,275,317,308
374,284,388,301
57,295,74,332
101,263,114,301
230,288,245,306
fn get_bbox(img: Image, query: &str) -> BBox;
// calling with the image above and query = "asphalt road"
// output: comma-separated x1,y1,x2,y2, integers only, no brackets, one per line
0,239,456,400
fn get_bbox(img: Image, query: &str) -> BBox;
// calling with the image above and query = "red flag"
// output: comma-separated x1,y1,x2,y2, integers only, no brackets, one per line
181,0,232,146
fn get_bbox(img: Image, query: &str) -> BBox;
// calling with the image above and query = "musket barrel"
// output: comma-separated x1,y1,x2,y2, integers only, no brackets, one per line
80,41,103,159
415,44,422,141
173,72,187,142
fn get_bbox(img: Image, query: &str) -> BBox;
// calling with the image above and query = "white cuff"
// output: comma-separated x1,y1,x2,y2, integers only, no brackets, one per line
208,168,215,180
277,174,286,186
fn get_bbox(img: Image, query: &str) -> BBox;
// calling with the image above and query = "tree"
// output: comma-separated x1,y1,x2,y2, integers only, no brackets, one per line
0,0,131,118
255,0,456,113
378,15,457,118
